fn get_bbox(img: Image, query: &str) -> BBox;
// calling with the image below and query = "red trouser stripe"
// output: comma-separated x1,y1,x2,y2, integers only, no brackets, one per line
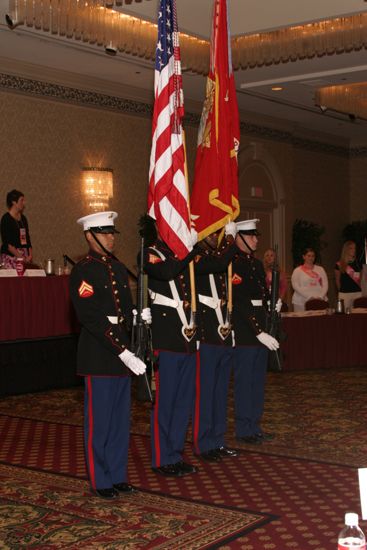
153,369,161,466
193,349,201,454
86,376,96,489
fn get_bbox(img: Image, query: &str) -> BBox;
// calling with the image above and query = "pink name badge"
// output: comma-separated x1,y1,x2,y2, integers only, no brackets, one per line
19,227,27,246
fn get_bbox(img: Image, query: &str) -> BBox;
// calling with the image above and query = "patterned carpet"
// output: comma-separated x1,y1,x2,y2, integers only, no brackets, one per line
2,368,367,467
0,368,367,548
0,463,267,549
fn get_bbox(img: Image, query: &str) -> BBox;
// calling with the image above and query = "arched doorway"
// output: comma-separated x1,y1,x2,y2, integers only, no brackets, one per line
238,142,285,266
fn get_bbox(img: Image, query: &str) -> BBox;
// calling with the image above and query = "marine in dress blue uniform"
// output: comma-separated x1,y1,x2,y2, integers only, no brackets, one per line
70,211,146,498
193,228,238,461
231,219,279,445
143,234,198,477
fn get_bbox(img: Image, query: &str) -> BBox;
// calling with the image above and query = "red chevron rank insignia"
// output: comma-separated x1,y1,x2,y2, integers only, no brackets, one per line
232,273,243,285
78,280,94,298
148,254,162,264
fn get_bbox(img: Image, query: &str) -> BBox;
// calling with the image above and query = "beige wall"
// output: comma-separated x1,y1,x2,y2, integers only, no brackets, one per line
292,148,350,304
350,156,367,222
292,148,350,267
0,87,360,298
236,137,351,305
0,91,153,272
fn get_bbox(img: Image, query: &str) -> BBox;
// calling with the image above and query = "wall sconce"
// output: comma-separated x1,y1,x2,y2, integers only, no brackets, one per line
82,167,113,212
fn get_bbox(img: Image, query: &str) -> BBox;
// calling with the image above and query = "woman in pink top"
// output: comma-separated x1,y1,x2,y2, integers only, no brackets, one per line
291,248,328,312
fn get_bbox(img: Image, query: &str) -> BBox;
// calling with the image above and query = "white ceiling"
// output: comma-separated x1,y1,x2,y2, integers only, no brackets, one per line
1,0,367,146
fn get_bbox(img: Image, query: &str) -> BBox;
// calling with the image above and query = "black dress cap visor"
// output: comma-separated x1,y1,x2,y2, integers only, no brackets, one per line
89,225,120,234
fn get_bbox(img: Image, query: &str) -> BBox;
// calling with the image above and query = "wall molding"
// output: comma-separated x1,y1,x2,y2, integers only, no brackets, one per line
239,121,351,158
1,71,364,158
0,72,153,118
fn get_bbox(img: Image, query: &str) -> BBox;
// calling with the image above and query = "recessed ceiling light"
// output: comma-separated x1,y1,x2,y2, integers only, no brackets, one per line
271,86,283,91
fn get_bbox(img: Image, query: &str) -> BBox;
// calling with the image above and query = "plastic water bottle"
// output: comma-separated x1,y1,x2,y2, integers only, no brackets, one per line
15,257,25,276
338,513,366,549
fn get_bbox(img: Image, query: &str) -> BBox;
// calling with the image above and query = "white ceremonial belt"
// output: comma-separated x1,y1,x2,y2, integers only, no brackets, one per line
107,316,118,324
251,300,263,307
198,294,220,309
149,291,180,309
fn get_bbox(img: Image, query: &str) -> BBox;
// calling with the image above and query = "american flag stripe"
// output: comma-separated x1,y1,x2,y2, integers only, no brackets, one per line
151,167,189,225
148,0,192,260
153,136,181,187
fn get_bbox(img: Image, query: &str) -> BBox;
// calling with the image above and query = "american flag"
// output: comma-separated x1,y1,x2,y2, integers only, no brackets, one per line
148,0,192,260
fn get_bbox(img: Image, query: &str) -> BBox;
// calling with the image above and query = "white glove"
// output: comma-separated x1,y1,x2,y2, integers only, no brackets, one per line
256,332,279,351
119,349,146,375
190,228,198,247
132,308,138,326
267,298,282,313
141,307,152,324
224,221,237,239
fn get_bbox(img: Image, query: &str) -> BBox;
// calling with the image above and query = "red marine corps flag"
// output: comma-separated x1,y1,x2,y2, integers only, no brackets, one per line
190,0,240,240
148,0,192,260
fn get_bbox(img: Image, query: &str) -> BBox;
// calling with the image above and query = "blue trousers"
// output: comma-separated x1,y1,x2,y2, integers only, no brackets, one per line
193,343,233,454
232,346,268,437
84,375,131,490
151,351,196,467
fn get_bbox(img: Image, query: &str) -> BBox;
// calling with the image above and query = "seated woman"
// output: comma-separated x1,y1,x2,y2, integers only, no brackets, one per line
263,248,288,301
291,248,328,312
335,240,362,310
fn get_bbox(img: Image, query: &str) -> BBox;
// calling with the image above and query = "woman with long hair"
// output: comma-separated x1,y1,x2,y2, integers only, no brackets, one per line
335,241,361,309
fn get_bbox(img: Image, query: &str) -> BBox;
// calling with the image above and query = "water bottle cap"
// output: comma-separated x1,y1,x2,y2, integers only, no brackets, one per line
345,512,359,526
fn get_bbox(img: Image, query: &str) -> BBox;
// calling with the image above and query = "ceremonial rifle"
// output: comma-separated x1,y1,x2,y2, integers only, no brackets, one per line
267,245,282,372
131,236,153,402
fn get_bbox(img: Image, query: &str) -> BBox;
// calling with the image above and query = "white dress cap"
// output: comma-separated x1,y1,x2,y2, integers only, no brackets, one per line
236,218,260,233
77,211,118,232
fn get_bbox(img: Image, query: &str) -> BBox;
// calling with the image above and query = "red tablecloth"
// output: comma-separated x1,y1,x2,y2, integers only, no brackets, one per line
281,313,367,370
0,275,79,342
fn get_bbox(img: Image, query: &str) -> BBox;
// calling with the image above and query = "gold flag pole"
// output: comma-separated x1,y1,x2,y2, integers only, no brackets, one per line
182,130,197,320
227,261,233,318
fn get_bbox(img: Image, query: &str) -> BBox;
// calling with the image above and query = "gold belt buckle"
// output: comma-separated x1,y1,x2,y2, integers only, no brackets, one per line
219,324,231,339
182,325,196,341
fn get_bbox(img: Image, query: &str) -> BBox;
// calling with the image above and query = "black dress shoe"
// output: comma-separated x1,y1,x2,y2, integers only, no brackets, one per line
113,482,137,493
216,446,238,457
177,461,198,475
152,464,183,477
94,487,119,499
237,435,262,445
255,432,275,441
195,449,221,462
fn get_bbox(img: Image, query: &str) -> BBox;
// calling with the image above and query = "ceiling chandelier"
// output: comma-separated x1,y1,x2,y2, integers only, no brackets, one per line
5,1,367,74
315,83,367,121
